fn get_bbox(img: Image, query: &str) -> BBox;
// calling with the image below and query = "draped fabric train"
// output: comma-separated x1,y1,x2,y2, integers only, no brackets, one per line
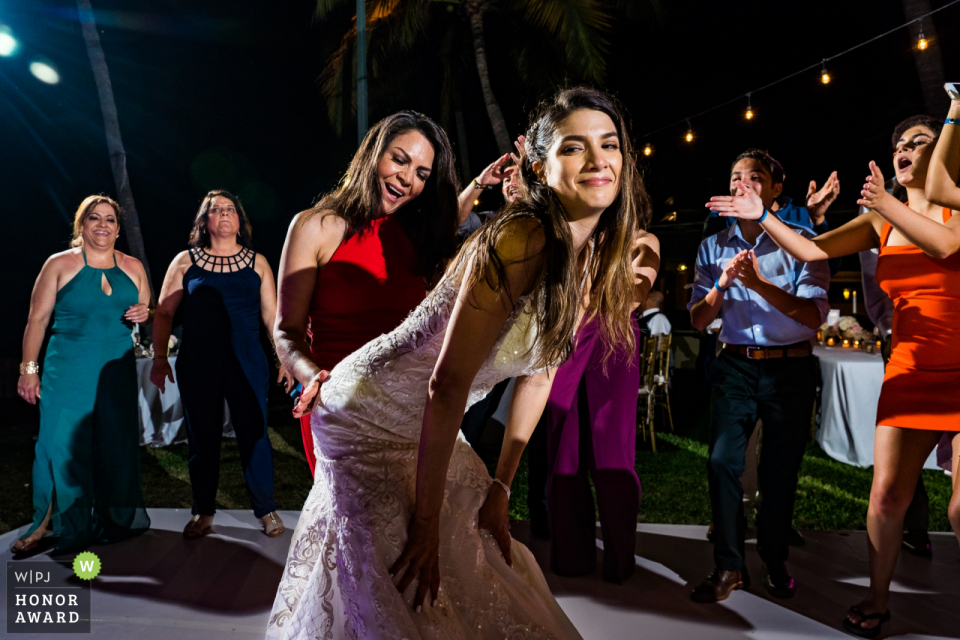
267,265,582,640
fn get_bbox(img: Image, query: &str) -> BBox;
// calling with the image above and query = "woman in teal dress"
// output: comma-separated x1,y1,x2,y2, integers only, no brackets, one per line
14,195,152,555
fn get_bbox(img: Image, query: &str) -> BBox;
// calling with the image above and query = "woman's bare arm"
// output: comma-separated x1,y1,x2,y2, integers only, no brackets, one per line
632,230,661,311
926,100,960,210
149,252,190,392
17,256,61,403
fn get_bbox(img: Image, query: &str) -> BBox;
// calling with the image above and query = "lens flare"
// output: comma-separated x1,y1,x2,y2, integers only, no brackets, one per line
30,61,60,84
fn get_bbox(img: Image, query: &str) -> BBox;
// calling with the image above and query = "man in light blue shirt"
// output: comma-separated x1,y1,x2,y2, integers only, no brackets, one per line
687,149,829,604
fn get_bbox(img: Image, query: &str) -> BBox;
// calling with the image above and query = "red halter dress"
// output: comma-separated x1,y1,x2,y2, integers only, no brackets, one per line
874,207,960,430
300,215,426,472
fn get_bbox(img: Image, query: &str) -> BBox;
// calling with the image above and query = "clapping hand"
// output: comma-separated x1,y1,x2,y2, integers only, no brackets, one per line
475,154,513,188
806,171,840,222
718,250,747,291
732,250,768,291
292,369,330,418
857,161,895,212
707,180,766,220
124,303,150,324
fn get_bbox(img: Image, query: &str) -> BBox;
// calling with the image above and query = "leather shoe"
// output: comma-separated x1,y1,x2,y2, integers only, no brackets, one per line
901,529,932,558
761,561,796,598
183,514,214,540
691,568,745,603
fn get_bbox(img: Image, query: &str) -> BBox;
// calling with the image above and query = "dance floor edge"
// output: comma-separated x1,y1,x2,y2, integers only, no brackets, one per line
1,509,956,639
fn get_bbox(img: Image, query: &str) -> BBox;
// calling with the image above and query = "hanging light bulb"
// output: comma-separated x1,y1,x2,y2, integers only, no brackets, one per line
684,119,694,143
745,93,754,120
642,142,654,157
917,20,928,50
820,60,831,85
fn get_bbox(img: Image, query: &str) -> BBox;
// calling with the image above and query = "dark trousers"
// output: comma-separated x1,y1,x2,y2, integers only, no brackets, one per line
547,317,642,583
177,350,277,519
707,351,817,571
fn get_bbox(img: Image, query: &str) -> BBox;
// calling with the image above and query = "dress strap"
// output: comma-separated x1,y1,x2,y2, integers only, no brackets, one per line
112,252,118,267
81,248,88,265
188,247,199,265
879,222,893,248
943,207,952,224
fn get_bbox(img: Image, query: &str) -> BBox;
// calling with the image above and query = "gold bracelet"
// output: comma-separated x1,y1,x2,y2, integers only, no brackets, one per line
19,361,39,375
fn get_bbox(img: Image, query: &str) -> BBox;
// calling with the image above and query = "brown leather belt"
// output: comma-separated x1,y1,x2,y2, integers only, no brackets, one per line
723,342,812,360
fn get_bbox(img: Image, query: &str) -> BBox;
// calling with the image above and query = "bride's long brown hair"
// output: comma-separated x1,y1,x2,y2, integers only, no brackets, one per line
455,87,652,369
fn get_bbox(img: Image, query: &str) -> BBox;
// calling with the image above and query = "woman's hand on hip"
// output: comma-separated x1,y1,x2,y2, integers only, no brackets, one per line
150,358,175,393
478,482,513,566
124,303,150,324
390,513,441,611
292,370,329,418
18,374,40,404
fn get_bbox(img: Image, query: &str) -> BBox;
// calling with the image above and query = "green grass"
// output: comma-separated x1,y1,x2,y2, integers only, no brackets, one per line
1,399,955,535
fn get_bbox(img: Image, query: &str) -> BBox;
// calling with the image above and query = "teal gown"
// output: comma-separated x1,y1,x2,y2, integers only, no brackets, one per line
20,250,150,554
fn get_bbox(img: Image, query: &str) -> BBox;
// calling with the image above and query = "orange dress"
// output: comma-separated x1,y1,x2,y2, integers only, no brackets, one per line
875,207,960,430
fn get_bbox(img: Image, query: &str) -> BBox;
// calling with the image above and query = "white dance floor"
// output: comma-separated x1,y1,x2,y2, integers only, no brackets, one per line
2,509,956,639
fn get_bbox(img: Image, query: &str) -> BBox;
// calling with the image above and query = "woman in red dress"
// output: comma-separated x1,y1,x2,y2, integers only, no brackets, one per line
710,111,960,638
274,112,460,474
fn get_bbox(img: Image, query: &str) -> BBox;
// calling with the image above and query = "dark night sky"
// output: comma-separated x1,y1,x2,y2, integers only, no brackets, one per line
1,0,959,356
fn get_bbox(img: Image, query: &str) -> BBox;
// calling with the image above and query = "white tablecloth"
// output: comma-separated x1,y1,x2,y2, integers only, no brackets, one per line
814,345,938,469
136,356,234,447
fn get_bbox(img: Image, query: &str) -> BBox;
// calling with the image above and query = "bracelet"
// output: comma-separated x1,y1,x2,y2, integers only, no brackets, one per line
19,361,39,375
714,279,728,294
758,208,768,223
472,178,496,190
945,118,959,126
490,478,511,499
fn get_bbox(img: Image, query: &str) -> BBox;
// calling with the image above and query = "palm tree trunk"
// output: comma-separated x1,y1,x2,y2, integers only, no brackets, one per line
902,0,948,115
76,0,154,298
465,7,512,155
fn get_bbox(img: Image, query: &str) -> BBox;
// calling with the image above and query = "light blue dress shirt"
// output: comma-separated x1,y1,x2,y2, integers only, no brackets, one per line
688,221,830,346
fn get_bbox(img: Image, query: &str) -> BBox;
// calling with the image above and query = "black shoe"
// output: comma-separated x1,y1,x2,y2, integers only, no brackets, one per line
691,568,745,603
787,527,805,547
761,561,796,599
901,530,932,558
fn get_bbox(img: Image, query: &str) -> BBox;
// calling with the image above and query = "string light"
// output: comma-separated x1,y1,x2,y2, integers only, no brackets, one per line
917,18,928,50
745,93,754,120
473,199,480,206
643,142,654,157
684,119,694,143
820,60,831,85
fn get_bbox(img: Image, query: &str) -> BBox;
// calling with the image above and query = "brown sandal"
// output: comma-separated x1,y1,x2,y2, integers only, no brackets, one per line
11,527,53,555
183,514,214,540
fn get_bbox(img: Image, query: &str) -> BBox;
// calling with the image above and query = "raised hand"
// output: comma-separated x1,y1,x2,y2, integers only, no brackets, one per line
857,161,895,212
806,171,840,222
390,513,441,612
124,302,151,324
707,180,765,220
150,357,175,394
511,135,527,166
732,250,768,291
478,482,512,566
292,369,330,418
475,154,512,188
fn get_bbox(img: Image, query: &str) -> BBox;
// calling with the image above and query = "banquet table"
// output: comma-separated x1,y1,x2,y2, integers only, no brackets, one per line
814,345,939,470
136,355,234,447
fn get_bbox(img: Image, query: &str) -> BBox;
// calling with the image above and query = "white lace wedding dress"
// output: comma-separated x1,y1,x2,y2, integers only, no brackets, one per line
267,265,582,640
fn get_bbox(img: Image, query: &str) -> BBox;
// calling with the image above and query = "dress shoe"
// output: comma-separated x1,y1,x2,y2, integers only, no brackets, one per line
901,529,932,558
691,568,745,603
183,514,214,540
761,561,796,598
261,512,285,537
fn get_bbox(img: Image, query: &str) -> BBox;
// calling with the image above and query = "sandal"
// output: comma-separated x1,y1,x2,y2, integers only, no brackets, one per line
842,605,891,639
183,514,214,540
11,528,53,556
261,512,284,538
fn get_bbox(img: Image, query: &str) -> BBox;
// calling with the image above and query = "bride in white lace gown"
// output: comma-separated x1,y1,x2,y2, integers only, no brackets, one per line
269,88,658,640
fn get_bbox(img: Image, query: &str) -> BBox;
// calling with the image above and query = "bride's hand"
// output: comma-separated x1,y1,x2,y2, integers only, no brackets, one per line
292,370,330,418
478,482,512,566
706,179,766,220
390,514,441,611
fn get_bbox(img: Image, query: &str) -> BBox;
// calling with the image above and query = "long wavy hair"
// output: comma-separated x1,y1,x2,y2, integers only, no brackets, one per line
188,190,254,249
305,111,460,277
455,87,652,369
70,195,121,247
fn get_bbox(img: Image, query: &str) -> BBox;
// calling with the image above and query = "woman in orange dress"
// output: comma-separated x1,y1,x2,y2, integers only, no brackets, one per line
708,112,960,638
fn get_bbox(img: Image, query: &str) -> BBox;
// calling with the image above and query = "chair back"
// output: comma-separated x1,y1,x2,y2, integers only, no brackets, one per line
657,333,672,383
640,335,659,390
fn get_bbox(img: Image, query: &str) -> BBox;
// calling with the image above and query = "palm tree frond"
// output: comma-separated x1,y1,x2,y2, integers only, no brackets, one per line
314,0,353,21
515,0,612,83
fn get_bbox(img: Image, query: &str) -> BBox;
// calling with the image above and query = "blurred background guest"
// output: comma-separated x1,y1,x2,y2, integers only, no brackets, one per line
272,111,460,475
14,195,151,555
636,289,671,337
151,190,293,539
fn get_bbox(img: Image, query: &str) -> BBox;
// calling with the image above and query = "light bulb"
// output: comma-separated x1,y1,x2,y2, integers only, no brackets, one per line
685,130,693,143
473,199,479,206
643,143,654,157
820,60,830,85
918,37,928,50
745,108,754,120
